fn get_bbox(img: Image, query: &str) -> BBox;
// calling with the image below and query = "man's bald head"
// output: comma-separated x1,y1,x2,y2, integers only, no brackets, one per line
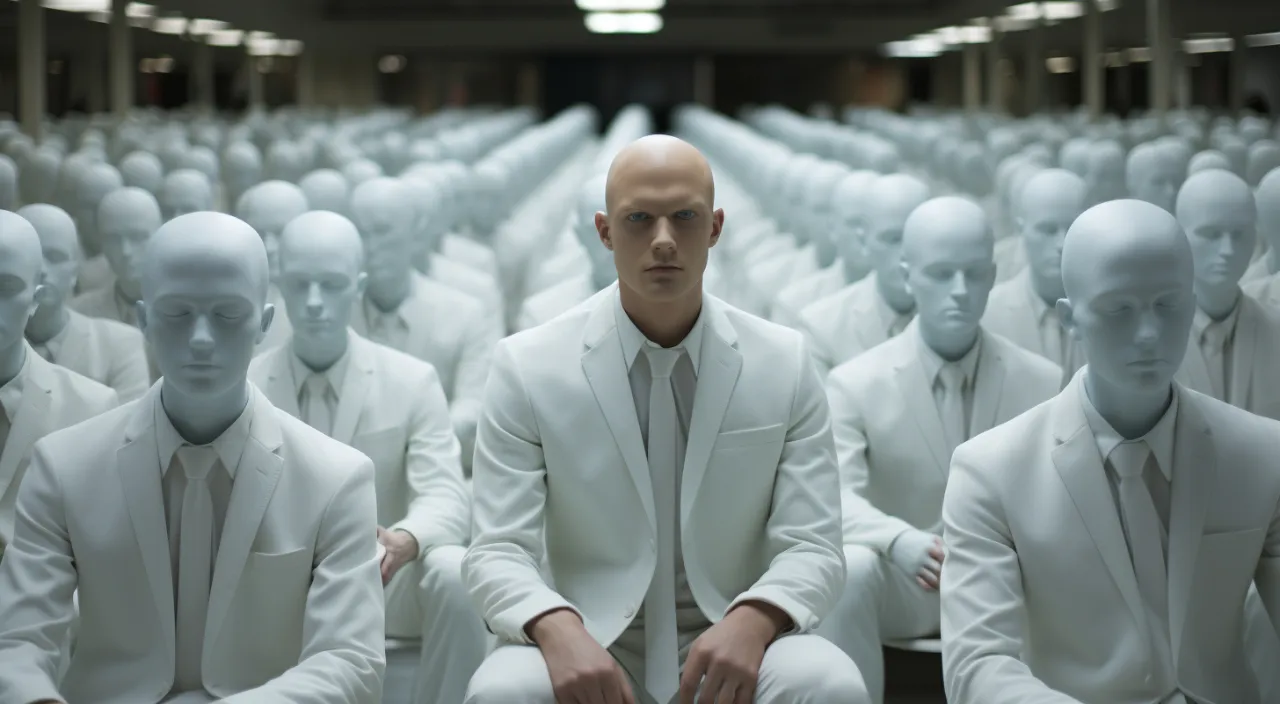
1062,200,1192,301
0,210,46,348
1018,169,1087,220
280,210,364,275
142,212,270,305
605,135,715,213
1175,169,1255,226
17,204,79,254
350,177,416,227
278,211,367,350
902,196,993,266
99,187,163,237
159,168,215,220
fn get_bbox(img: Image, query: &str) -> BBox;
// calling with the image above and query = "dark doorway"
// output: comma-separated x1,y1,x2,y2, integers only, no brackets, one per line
542,55,695,132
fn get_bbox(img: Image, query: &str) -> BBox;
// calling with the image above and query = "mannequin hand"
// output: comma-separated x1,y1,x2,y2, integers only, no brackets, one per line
679,601,785,704
529,609,636,704
376,527,419,586
889,530,945,591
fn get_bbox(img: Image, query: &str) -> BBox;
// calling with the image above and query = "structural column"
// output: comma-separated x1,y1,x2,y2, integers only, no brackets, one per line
296,51,316,107
110,0,133,117
1229,35,1246,113
1024,15,1045,113
963,44,982,113
1147,0,1172,112
693,55,715,108
1083,0,1104,118
246,53,265,110
18,0,45,140
986,28,1005,113
191,40,215,111
516,61,542,108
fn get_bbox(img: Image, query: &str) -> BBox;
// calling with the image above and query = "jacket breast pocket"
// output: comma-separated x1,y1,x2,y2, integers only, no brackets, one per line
1194,527,1266,604
713,423,786,451
241,548,312,640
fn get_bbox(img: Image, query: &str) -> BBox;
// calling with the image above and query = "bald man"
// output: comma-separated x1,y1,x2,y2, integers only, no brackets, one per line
463,136,866,704
19,205,149,402
158,169,215,222
820,197,1060,704
0,213,385,703
249,211,487,704
235,181,309,350
70,187,162,329
941,200,1280,704
0,210,117,560
982,169,1089,387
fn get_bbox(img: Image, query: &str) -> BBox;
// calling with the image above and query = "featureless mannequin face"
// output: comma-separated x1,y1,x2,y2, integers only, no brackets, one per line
298,169,351,216
830,171,878,283
19,148,59,205
222,141,263,203
139,212,273,438
0,211,45,362
863,174,931,312
119,151,165,194
278,211,367,368
16,204,79,308
901,197,996,360
0,156,16,211
159,169,215,221
1059,200,1195,423
350,177,417,306
99,187,163,301
234,180,310,284
1084,141,1126,205
71,163,123,254
1175,169,1257,316
1126,143,1178,213
1258,170,1280,259
1016,169,1088,304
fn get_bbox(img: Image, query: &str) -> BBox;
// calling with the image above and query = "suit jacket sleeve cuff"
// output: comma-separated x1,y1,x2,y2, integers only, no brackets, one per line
728,589,818,634
493,590,582,645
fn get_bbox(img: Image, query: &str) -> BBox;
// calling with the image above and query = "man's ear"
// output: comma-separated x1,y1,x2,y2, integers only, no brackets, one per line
899,260,913,296
355,271,369,297
595,211,613,251
135,300,149,336
709,208,724,248
258,303,275,343
1055,298,1077,340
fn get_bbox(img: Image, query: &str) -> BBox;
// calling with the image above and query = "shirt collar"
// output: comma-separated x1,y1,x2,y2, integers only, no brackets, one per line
0,345,31,421
1079,379,1177,482
915,326,982,388
289,342,352,399
155,385,255,480
613,287,705,375
1192,297,1242,344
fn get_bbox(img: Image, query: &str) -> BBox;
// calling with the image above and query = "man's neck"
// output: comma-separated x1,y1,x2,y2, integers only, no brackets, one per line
1196,285,1241,322
25,304,70,345
1084,371,1173,440
921,325,980,363
875,273,915,316
293,334,348,374
1027,268,1066,309
367,277,412,314
114,280,142,306
0,339,27,388
814,239,838,269
160,380,251,446
618,281,703,348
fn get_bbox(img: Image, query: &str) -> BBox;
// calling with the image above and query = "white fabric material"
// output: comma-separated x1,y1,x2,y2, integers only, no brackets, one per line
642,346,682,704
303,375,334,436
937,365,967,459
174,446,217,693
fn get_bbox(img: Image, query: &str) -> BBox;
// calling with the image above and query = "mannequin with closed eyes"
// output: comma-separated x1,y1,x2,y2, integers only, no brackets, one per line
66,162,123,296
1127,143,1179,214
234,180,310,350
159,170,216,222
1242,169,1280,296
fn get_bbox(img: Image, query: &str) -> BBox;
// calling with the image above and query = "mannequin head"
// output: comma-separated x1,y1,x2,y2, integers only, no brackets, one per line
1258,169,1280,256
1125,142,1178,212
863,174,931,313
159,169,215,221
830,170,879,282
234,180,310,284
70,162,123,254
1084,140,1126,205
350,177,417,306
181,146,220,187
573,174,615,288
278,211,366,369
1016,169,1088,305
99,187,163,301
0,210,47,365
119,150,165,194
139,213,273,438
222,141,263,205
1188,149,1231,175
19,147,59,205
1175,169,1256,317
1246,140,1280,187
0,155,16,211
803,161,849,266
342,159,384,188
1059,200,1194,427
265,141,306,183
298,169,350,215
16,204,79,311
901,196,996,360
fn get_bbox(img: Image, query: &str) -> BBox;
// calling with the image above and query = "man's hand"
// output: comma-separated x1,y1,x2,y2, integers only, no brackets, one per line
679,601,787,704
889,530,944,591
376,527,419,586
529,609,636,704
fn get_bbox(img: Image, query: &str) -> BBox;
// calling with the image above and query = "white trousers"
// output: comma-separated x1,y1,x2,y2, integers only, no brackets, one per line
384,545,492,704
816,545,939,704
1245,584,1280,703
463,633,869,704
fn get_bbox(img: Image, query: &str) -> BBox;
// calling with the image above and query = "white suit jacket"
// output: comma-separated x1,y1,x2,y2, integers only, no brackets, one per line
441,232,499,279
515,271,596,332
462,285,846,648
68,284,162,382
422,253,506,337
827,326,1061,550
250,331,471,553
992,236,1027,283
771,262,846,330
1176,293,1280,421
47,308,150,403
0,346,118,546
349,272,500,465
0,383,386,704
797,273,913,376
524,240,592,299
941,374,1280,704
982,270,1081,386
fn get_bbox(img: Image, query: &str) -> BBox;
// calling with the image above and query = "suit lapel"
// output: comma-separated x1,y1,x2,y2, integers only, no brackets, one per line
971,333,1007,436
1229,297,1258,410
680,301,742,520
205,393,284,651
260,348,300,419
116,390,176,656
1049,381,1149,633
581,291,656,533
894,354,950,476
331,335,374,446
0,352,52,501
1166,388,1213,662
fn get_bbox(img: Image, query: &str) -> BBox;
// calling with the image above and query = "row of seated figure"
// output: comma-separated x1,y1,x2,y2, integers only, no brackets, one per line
0,98,1274,704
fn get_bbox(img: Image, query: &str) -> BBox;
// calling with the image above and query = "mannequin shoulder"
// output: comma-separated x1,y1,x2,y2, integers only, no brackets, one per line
273,410,374,478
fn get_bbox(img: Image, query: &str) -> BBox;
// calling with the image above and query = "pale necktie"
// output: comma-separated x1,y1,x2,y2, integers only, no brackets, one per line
1109,441,1169,617
938,364,967,458
174,445,217,692
643,346,681,704
1200,324,1229,401
303,375,333,436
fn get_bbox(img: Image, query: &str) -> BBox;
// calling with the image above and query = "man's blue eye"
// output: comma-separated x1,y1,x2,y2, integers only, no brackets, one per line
627,213,649,222
675,211,696,220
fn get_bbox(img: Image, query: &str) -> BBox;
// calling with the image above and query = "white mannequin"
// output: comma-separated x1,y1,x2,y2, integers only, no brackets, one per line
234,180,310,284
796,173,928,375
0,211,386,703
159,169,215,222
248,211,488,704
19,204,149,402
1246,141,1280,187
342,159,384,188
67,162,122,260
120,151,165,195
265,142,307,184
983,169,1087,385
18,148,59,205
1083,140,1126,206
1126,142,1178,213
941,198,1280,704
1189,149,1232,175
820,196,1059,704
70,187,162,330
0,155,16,210
768,162,849,328
1243,168,1280,295
221,142,263,208
298,169,350,216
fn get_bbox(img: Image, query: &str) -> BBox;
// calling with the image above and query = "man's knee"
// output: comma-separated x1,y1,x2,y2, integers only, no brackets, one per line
760,635,873,704
420,544,468,601
464,645,555,704
843,544,883,590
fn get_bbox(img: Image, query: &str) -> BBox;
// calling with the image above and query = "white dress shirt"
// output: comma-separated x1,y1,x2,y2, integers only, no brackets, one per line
1191,303,1242,405
612,290,713,661
289,348,350,435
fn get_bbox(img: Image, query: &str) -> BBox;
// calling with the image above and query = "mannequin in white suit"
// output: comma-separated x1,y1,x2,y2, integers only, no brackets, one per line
348,178,498,476
463,135,867,704
0,211,117,559
158,170,215,222
982,169,1087,386
19,205,149,402
1242,169,1280,301
820,197,1061,704
941,199,1280,704
69,187,160,330
249,211,488,704
1171,169,1280,420
66,162,122,297
0,212,386,704
234,180,309,350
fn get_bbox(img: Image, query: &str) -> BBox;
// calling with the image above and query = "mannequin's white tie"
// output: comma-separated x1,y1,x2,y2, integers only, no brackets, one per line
1199,324,1229,402
303,375,333,436
643,346,681,704
175,445,217,692
938,364,967,459
1109,441,1168,616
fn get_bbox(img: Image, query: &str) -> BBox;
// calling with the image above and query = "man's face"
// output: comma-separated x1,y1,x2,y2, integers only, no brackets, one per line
596,166,722,306
279,240,365,350
0,241,41,351
38,231,78,306
905,231,996,343
1134,169,1179,214
1183,201,1257,297
353,204,414,289
140,255,269,399
864,200,916,294
1019,192,1082,287
99,214,154,294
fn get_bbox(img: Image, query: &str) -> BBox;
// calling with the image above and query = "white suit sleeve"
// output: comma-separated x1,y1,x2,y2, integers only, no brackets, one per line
449,304,501,470
1258,483,1280,637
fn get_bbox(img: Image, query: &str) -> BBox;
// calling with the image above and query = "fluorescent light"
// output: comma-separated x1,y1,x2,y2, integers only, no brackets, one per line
884,38,942,57
584,11,663,34
151,16,187,34
86,10,108,22
1104,50,1128,67
246,37,280,56
246,31,275,42
188,18,227,35
125,2,153,17
1128,46,1152,62
1182,37,1233,53
1046,56,1076,73
207,29,244,46
577,0,663,9
933,24,990,44
378,55,407,73
994,16,1036,32
277,39,303,56
1244,32,1280,48
154,55,174,73
43,0,108,11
